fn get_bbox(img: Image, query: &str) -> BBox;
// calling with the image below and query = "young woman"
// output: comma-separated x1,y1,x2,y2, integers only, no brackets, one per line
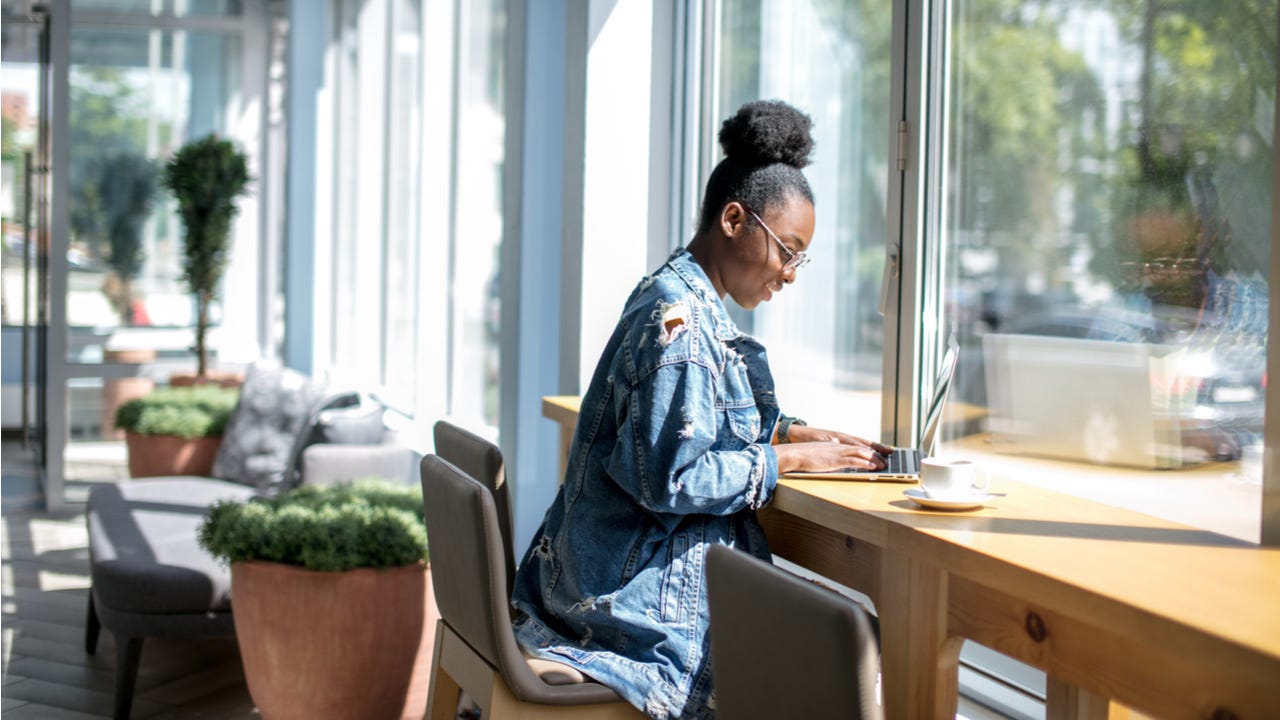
511,100,889,720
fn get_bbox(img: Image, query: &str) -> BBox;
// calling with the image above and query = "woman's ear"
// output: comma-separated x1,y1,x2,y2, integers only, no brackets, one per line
719,201,748,239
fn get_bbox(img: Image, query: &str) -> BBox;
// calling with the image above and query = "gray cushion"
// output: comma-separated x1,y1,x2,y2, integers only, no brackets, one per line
301,444,419,487
282,392,386,489
210,361,326,493
87,478,256,615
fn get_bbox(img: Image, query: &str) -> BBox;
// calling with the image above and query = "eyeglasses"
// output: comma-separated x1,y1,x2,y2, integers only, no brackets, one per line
744,206,810,273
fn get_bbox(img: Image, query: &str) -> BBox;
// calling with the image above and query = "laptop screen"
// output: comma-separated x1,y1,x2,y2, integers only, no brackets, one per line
918,334,960,457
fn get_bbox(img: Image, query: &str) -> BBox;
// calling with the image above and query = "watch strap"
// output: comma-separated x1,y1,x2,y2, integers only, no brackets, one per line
777,416,807,444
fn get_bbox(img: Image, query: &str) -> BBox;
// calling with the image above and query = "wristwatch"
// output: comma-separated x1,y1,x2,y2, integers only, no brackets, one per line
776,415,807,444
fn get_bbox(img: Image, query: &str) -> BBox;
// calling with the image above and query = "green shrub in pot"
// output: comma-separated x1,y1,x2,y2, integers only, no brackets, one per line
197,479,435,720
197,479,428,571
114,385,239,438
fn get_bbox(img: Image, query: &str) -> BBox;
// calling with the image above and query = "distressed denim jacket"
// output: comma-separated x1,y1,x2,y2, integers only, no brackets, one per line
511,248,782,719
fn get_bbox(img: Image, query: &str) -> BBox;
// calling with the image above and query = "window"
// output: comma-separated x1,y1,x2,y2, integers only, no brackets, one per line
705,0,894,439
930,0,1274,544
64,25,241,336
316,0,504,436
447,0,506,431
694,0,1275,714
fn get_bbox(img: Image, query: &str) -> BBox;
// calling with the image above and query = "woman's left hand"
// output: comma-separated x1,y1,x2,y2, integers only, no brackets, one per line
787,424,893,456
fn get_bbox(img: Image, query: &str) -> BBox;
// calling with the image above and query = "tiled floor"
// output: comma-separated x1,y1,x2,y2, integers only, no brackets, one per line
2,439,254,719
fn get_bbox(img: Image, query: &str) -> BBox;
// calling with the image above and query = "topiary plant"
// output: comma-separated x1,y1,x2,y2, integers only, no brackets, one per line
163,134,251,378
198,479,428,572
114,385,239,438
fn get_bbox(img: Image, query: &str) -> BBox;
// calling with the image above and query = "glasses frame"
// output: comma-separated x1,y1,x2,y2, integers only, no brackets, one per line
743,205,810,272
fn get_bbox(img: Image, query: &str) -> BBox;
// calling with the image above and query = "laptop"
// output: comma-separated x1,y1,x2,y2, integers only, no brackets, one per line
782,334,959,482
983,333,1190,469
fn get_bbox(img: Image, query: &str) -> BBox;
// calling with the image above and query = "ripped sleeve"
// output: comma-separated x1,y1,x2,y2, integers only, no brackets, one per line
605,360,777,516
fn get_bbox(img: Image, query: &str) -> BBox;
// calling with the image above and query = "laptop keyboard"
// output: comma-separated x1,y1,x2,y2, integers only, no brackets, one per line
885,448,920,474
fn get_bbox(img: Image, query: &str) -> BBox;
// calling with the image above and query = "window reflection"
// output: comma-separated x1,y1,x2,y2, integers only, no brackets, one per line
64,26,240,339
937,0,1274,541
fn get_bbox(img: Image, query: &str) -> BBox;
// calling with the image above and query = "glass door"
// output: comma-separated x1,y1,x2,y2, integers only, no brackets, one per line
1,3,51,478
38,1,270,509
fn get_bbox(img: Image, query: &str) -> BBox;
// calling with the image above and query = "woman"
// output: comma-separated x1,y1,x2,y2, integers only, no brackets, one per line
511,100,889,720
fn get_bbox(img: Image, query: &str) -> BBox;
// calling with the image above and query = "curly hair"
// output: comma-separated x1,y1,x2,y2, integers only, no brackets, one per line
696,100,816,234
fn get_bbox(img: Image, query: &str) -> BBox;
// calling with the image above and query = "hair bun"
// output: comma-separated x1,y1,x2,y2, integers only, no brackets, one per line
718,100,814,169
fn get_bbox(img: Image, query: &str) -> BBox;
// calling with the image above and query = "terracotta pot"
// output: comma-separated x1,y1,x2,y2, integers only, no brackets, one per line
102,348,156,441
169,371,245,389
231,560,439,720
124,431,222,477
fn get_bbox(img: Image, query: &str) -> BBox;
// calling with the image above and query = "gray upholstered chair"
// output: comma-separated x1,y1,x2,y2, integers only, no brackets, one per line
419,455,645,719
706,545,883,720
431,420,515,586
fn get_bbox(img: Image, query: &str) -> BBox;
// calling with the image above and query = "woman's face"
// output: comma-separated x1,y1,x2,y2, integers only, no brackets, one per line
718,196,815,310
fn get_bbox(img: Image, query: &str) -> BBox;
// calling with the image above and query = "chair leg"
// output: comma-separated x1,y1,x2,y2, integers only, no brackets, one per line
425,620,462,720
85,590,101,655
113,634,144,720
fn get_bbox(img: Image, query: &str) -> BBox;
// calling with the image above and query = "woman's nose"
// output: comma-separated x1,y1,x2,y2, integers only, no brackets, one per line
782,267,797,284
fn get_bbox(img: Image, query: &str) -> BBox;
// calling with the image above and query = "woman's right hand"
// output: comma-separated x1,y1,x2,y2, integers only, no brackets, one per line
772,440,887,474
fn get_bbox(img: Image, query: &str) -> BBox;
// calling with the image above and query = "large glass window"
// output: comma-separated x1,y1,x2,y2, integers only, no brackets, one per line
65,26,241,339
709,0,893,438
318,0,503,436
931,0,1274,544
448,0,505,431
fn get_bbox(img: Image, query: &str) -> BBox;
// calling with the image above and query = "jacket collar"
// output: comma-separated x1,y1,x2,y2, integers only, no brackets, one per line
667,247,744,342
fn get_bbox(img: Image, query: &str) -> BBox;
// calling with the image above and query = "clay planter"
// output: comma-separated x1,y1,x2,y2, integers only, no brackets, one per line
231,560,439,720
124,431,222,477
169,371,245,389
102,348,156,441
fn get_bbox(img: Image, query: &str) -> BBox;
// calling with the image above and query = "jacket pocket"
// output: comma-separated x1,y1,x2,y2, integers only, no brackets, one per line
722,404,761,446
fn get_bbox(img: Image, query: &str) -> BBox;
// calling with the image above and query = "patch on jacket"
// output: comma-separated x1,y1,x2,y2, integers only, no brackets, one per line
655,300,690,347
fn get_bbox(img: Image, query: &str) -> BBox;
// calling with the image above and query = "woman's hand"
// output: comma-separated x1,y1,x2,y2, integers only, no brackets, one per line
772,424,892,474
786,424,892,455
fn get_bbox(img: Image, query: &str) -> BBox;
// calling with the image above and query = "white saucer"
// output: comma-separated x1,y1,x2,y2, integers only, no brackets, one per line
903,488,993,511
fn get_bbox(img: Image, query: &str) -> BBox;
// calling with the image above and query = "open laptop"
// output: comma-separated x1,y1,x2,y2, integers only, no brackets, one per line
782,334,959,482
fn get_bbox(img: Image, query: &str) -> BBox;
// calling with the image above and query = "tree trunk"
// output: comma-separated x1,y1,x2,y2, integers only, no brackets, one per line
196,290,211,377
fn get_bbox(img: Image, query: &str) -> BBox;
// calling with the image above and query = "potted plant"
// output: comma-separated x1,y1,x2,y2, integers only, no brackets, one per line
162,134,251,386
198,480,439,720
114,385,239,477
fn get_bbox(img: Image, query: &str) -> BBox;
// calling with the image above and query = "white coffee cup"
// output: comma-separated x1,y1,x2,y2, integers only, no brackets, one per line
919,457,990,500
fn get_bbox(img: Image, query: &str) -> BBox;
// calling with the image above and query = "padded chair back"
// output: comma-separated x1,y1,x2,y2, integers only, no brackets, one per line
421,455,617,704
432,421,515,585
706,545,882,720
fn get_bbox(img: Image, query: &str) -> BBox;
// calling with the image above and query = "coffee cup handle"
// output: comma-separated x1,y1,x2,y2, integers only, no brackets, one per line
972,467,991,493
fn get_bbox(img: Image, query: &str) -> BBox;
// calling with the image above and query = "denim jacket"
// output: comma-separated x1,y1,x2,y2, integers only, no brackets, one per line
511,248,782,719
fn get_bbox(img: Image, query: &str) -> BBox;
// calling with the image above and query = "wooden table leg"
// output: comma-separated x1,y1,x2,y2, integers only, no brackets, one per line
557,425,572,482
880,547,964,720
1046,677,1133,720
